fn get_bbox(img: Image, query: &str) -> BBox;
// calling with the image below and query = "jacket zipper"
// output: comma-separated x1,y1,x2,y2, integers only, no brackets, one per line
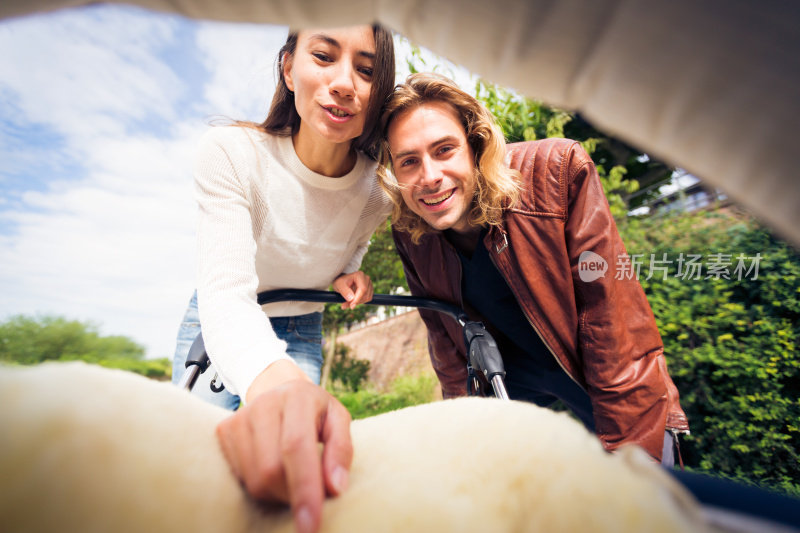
484,229,586,393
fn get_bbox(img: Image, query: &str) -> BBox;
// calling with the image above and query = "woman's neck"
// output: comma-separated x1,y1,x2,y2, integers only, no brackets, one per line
291,126,357,178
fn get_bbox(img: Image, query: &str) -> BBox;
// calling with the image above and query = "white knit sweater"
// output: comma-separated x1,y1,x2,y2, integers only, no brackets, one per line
194,126,391,397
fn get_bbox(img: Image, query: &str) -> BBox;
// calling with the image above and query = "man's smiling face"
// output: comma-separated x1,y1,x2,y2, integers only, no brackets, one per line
387,101,477,234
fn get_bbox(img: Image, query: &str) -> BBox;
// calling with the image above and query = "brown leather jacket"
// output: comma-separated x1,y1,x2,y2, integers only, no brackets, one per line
392,138,689,461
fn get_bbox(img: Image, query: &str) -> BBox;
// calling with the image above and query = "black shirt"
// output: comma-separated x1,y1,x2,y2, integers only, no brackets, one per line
452,228,595,430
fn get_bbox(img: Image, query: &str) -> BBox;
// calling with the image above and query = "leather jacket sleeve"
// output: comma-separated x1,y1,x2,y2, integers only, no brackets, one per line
393,229,468,398
563,143,674,457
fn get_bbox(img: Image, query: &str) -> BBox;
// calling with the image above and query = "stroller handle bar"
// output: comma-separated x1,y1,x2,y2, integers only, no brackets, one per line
257,289,470,325
179,289,508,400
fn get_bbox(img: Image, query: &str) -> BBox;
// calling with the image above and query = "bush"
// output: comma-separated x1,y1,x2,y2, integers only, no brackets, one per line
327,343,371,392
0,315,145,364
334,373,439,420
0,315,170,380
618,209,800,495
96,357,172,380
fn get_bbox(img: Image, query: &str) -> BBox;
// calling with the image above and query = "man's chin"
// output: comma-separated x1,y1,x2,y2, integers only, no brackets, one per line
412,210,458,231
423,218,452,232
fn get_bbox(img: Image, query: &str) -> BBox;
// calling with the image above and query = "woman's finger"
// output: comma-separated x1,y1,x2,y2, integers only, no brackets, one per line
280,387,332,533
321,398,354,497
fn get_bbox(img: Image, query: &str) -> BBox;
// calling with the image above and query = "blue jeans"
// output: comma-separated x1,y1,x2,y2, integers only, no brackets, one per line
171,291,324,410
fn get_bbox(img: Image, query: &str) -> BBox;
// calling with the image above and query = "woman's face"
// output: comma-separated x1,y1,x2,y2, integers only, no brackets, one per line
283,26,376,147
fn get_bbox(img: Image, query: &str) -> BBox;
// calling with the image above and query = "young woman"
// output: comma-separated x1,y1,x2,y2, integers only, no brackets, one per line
172,25,395,411
196,28,394,533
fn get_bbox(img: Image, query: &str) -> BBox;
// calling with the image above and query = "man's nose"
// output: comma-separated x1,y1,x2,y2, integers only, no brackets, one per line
418,157,442,189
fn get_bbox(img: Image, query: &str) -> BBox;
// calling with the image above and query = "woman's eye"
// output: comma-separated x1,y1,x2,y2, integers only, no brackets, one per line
358,67,374,77
312,52,332,62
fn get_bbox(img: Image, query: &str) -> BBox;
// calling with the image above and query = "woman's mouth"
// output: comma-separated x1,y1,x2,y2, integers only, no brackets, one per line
421,190,454,206
325,106,351,118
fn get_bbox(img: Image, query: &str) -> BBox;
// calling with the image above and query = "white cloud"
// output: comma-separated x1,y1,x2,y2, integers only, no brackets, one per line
0,6,289,359
0,132,200,359
194,20,287,122
0,7,182,137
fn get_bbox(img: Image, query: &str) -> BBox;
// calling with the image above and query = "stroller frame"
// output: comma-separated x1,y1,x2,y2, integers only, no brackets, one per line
177,288,509,400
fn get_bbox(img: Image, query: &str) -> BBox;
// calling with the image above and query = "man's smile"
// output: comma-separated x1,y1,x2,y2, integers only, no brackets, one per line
421,189,454,206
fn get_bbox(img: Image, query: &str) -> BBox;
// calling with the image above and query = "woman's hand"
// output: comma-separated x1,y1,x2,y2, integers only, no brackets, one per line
332,271,374,310
216,361,353,533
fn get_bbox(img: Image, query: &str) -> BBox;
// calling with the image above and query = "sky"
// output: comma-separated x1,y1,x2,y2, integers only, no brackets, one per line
0,4,291,359
0,4,455,360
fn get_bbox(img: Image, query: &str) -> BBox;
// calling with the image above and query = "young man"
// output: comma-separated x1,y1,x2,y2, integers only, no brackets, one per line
379,73,689,464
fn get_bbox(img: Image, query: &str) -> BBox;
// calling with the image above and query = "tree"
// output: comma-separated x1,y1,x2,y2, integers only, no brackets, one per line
0,315,144,364
320,220,409,387
327,342,371,392
0,314,171,379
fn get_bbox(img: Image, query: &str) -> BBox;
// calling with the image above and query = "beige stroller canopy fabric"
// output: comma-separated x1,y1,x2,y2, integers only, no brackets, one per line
3,0,799,246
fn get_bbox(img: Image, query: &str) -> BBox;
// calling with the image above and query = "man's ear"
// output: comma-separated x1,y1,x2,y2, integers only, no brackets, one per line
282,52,294,92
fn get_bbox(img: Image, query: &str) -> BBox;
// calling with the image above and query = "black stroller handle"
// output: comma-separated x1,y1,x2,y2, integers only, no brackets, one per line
257,289,470,325
178,290,508,400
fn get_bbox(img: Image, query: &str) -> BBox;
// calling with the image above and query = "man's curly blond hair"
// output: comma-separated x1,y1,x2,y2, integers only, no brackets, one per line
378,73,520,243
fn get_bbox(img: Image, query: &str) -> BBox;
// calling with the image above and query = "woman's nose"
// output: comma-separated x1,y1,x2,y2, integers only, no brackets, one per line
329,63,356,99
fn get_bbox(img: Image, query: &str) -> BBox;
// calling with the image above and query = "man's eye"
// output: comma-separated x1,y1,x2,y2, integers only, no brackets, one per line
438,145,454,155
399,158,417,167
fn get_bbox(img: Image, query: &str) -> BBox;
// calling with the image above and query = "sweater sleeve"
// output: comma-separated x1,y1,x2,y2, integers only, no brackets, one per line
392,228,467,398
341,176,392,275
194,128,292,398
341,226,372,275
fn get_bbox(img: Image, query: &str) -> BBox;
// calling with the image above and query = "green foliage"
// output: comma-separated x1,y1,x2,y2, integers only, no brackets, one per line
333,373,439,420
601,165,639,218
358,220,409,295
0,315,144,364
619,210,800,495
327,343,371,392
474,81,566,143
96,357,172,380
475,78,649,217
0,314,170,380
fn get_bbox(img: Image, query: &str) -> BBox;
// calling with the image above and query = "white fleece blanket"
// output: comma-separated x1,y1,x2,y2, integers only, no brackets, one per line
0,362,707,532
